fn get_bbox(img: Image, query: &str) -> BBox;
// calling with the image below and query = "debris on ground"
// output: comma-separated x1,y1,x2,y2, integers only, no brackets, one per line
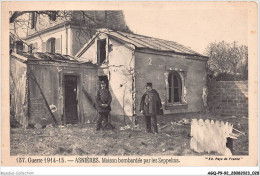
141,142,148,147
164,133,171,137
162,148,166,152
10,113,248,156
35,124,42,129
120,125,131,130
159,118,191,132
233,128,246,136
160,124,171,130
173,118,191,125
46,124,54,129
74,147,88,155
131,124,140,129
104,123,115,130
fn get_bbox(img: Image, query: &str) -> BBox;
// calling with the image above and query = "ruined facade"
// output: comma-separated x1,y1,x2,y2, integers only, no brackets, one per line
22,11,128,56
10,28,208,127
76,29,209,122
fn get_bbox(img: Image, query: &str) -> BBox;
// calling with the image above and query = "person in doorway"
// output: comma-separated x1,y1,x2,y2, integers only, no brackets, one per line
140,82,163,134
96,81,112,131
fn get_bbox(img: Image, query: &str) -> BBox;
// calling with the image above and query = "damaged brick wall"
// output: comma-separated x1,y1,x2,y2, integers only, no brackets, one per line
207,81,248,116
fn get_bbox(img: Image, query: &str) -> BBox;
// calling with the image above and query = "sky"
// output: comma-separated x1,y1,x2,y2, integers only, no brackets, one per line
123,8,248,55
9,3,249,55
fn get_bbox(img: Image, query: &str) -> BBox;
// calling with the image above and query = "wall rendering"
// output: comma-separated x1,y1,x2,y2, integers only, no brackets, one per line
134,50,207,115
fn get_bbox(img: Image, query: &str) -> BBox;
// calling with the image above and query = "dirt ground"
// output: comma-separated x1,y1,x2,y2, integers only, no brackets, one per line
10,112,248,156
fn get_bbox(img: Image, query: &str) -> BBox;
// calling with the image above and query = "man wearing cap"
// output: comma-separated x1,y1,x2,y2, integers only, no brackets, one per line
140,82,163,134
96,81,112,131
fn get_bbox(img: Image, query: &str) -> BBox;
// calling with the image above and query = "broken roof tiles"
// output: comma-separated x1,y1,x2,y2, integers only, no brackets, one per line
11,52,97,67
26,52,78,62
12,52,78,63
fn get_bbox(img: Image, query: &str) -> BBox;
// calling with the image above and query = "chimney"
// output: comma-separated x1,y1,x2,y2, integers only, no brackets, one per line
14,41,24,54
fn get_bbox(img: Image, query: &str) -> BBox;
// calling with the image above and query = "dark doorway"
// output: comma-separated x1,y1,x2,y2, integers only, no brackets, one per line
64,75,78,124
99,76,109,89
97,39,106,64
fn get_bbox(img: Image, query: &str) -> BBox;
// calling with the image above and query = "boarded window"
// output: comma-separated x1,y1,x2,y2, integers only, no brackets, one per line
168,71,182,103
97,39,106,64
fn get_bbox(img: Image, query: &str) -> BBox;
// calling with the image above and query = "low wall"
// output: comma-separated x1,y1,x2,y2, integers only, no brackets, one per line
207,81,248,116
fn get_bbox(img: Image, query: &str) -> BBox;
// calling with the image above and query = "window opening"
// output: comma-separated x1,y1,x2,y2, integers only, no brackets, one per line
97,39,106,64
46,38,55,53
168,71,182,103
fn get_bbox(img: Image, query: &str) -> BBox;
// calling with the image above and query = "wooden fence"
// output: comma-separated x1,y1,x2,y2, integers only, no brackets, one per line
190,119,239,155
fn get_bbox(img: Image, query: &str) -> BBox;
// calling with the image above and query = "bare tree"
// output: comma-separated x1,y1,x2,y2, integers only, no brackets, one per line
9,10,132,52
205,41,248,76
10,11,74,50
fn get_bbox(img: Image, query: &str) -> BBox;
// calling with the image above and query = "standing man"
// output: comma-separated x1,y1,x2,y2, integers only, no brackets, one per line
140,82,163,134
96,81,112,131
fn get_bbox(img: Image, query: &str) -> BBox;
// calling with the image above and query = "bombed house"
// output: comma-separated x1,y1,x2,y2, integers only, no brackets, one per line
10,29,208,127
76,29,209,123
10,9,209,127
10,11,129,127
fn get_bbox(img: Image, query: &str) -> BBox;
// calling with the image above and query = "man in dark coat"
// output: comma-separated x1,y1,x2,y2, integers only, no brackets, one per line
140,82,163,134
96,81,112,131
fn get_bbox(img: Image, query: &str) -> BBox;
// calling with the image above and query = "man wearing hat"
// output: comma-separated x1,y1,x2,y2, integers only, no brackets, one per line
140,82,163,134
96,81,112,131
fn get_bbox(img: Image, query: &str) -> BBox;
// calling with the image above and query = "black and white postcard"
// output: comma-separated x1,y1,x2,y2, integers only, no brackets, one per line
1,1,258,175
